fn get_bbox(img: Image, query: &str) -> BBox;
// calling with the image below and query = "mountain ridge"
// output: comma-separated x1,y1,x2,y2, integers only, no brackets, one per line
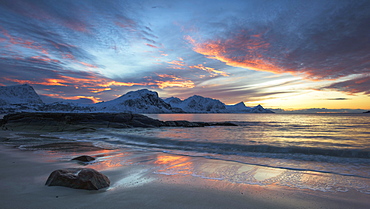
0,85,274,114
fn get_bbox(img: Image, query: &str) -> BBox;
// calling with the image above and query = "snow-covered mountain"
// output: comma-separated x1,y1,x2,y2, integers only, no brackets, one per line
41,102,95,112
0,84,43,105
249,104,275,113
165,95,227,113
225,102,252,113
95,89,182,113
165,95,274,113
0,85,274,114
0,84,45,113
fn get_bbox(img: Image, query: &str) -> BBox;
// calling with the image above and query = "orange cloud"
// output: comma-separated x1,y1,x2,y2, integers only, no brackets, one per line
166,59,187,70
167,60,186,66
189,64,229,77
4,78,69,86
154,74,195,89
99,81,145,87
146,43,158,48
4,74,146,91
155,80,195,89
61,52,97,68
0,26,49,54
30,56,61,63
77,61,98,68
42,94,101,103
89,88,112,93
185,34,293,75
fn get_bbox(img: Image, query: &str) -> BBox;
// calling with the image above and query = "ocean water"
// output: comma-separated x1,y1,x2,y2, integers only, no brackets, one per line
108,113,370,193
4,113,370,194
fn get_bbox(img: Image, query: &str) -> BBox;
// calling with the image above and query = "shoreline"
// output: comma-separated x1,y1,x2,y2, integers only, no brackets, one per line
1,132,369,209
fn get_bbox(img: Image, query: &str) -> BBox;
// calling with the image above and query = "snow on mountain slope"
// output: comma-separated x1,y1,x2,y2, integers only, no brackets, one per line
0,85,274,114
41,102,95,112
166,95,227,113
0,84,43,105
166,96,274,113
225,102,252,113
250,104,275,113
164,97,182,105
95,89,181,113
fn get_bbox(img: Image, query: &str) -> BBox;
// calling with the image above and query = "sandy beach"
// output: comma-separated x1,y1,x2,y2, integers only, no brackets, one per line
0,130,369,209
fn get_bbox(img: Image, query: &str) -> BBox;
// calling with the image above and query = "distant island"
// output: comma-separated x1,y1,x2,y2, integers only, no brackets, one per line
0,84,274,114
364,110,370,113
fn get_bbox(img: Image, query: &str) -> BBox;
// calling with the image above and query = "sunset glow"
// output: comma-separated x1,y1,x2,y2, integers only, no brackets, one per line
0,0,369,111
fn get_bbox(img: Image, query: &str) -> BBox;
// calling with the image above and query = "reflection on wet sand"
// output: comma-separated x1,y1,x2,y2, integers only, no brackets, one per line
154,155,193,175
19,142,370,194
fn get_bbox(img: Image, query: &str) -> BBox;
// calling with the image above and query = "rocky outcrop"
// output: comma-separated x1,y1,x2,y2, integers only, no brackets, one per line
0,112,237,131
72,155,96,162
45,168,110,190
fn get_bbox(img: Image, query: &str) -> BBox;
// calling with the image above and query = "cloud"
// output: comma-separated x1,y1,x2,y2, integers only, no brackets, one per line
161,80,295,105
0,54,198,103
326,98,350,101
147,74,195,89
189,64,229,77
185,0,370,95
1,0,369,106
322,75,370,95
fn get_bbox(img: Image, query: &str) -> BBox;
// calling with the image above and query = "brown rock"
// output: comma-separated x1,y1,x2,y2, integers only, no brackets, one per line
45,168,110,190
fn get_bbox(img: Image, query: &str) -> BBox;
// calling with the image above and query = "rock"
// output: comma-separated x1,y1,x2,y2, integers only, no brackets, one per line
72,155,95,162
0,112,238,131
45,168,110,190
28,142,105,152
173,120,206,127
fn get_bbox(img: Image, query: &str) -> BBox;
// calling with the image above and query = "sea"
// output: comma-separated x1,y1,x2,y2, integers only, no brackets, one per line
3,113,370,194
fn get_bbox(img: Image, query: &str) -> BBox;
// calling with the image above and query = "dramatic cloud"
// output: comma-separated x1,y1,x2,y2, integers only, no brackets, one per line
0,0,369,109
185,1,370,95
322,75,370,95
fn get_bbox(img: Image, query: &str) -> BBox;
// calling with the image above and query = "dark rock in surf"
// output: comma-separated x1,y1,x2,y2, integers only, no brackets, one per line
0,112,238,131
45,168,110,190
28,142,105,152
72,155,95,162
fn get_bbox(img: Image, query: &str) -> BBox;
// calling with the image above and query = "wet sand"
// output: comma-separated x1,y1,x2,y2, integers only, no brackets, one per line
0,131,369,209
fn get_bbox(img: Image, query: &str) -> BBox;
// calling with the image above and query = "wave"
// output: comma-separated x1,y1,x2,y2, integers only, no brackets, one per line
100,132,370,159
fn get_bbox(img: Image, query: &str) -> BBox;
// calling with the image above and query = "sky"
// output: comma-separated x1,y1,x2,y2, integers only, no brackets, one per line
0,0,369,112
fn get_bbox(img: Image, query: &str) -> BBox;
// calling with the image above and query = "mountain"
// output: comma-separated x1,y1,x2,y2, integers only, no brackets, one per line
0,84,43,105
0,85,274,114
250,104,275,113
95,89,183,113
225,102,252,113
0,84,44,113
40,102,95,112
165,95,274,113
165,95,227,113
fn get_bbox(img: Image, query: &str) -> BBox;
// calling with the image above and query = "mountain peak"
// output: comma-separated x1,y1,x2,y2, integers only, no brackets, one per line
0,84,43,105
95,88,176,113
0,85,275,114
251,104,274,113
169,95,226,113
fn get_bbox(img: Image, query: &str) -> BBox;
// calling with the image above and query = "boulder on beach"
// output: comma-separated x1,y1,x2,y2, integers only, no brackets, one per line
72,155,96,162
45,168,110,190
